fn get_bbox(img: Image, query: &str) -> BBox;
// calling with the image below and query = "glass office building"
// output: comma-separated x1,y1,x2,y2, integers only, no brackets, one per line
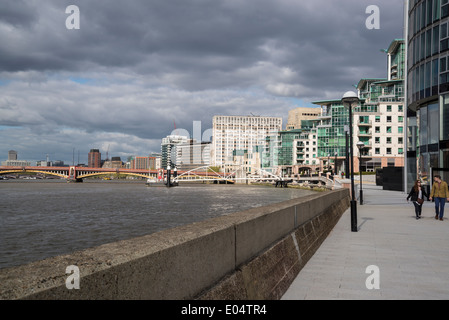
407,0,449,188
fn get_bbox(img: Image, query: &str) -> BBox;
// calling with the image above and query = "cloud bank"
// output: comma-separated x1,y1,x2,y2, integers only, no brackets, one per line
0,0,404,164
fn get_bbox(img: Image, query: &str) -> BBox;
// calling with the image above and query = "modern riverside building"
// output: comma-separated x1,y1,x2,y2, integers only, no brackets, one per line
262,128,318,176
129,156,157,170
161,134,189,169
312,99,352,174
211,115,282,172
406,0,449,189
1,159,31,166
8,150,17,161
232,146,263,175
175,140,211,171
88,149,101,168
312,39,405,175
285,107,322,130
2,150,30,166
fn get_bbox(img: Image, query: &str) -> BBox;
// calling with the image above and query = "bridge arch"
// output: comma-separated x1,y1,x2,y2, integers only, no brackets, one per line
0,169,67,179
173,165,284,183
77,172,150,180
174,166,235,183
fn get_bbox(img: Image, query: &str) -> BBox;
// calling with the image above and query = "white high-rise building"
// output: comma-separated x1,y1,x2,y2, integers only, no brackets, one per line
212,115,282,171
161,135,189,169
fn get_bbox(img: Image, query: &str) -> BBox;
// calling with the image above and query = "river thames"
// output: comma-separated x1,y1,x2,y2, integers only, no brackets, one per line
0,180,316,270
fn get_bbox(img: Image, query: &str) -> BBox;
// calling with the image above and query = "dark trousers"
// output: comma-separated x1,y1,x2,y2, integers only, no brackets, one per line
413,202,422,217
434,197,446,218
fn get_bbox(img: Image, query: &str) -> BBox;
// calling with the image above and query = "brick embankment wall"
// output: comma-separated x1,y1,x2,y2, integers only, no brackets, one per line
0,189,349,300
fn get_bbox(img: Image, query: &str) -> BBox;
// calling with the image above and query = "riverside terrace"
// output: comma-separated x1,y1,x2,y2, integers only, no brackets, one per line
282,184,449,300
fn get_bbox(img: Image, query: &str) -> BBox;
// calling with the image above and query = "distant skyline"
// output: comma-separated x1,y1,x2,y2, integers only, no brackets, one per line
0,0,405,164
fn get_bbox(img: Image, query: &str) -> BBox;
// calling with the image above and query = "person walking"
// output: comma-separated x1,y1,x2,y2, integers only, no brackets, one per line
429,175,449,221
407,180,428,219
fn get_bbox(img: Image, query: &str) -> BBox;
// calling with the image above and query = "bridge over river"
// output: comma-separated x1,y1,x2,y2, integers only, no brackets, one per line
0,165,335,188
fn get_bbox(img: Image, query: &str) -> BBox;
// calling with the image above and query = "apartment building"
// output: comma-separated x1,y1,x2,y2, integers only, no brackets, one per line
161,135,189,169
285,107,322,130
310,39,405,174
176,140,211,171
262,128,318,176
88,149,101,168
212,115,282,172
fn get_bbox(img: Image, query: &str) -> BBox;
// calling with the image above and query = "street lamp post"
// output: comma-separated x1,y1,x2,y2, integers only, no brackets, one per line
334,151,338,176
342,91,359,232
327,153,330,172
357,141,365,205
344,125,349,179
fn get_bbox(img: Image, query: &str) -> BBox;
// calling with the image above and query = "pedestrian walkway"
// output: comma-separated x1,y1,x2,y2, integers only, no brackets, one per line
282,184,449,300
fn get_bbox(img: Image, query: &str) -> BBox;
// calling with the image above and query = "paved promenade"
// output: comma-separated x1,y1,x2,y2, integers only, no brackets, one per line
282,183,449,300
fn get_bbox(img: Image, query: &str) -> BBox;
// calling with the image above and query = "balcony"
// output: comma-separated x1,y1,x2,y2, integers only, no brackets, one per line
359,142,372,149
357,120,372,126
357,130,372,137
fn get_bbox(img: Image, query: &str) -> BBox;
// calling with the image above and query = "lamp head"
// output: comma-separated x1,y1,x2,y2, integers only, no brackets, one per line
356,141,364,150
342,91,359,105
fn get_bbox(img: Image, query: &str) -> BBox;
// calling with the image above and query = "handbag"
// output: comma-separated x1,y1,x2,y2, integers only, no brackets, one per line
417,198,424,205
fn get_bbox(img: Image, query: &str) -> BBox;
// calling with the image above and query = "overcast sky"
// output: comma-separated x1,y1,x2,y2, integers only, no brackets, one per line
0,0,405,165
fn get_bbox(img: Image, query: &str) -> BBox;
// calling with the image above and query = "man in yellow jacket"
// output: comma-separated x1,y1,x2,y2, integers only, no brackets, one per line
429,175,449,221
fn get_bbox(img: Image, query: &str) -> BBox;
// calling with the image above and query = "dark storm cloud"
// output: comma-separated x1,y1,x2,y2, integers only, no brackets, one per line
0,0,405,163
1,0,404,89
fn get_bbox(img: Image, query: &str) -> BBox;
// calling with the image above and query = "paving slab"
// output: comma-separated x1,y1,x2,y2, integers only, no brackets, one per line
282,184,449,300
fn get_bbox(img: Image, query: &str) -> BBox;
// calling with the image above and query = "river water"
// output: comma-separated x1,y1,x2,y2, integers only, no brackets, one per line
0,180,316,269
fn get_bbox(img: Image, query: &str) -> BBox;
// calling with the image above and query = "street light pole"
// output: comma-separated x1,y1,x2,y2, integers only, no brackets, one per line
342,91,359,232
334,151,338,176
357,141,364,205
344,125,349,179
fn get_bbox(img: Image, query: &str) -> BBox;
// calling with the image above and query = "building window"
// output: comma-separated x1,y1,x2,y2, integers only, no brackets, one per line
387,105,392,112
428,103,440,144
375,148,380,155
387,126,392,133
375,126,380,133
432,26,440,54
441,93,449,140
398,137,403,144
387,148,392,154
434,0,441,22
398,126,404,134
387,116,392,122
399,148,404,154
443,0,449,18
387,137,392,144
398,105,403,112
375,137,380,144
375,116,380,122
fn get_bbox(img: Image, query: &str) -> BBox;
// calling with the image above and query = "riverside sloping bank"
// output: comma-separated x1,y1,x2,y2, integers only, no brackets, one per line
0,188,349,300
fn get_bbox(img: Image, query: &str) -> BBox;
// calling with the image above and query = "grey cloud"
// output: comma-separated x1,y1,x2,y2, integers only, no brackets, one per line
0,0,405,162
